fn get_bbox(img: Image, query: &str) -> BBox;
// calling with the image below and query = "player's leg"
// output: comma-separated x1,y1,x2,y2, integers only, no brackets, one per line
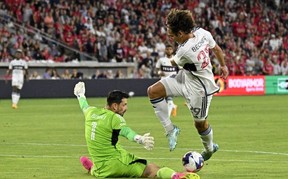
196,120,219,161
185,94,218,161
147,75,183,151
166,97,177,117
11,86,21,109
166,97,173,117
171,98,178,117
91,158,146,178
80,156,93,173
11,78,23,109
157,166,200,179
147,81,173,133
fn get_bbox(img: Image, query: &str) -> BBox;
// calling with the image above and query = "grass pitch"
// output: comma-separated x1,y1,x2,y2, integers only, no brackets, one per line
0,95,288,179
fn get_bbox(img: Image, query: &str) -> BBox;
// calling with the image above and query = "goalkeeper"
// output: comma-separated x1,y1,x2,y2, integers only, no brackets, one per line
74,82,200,179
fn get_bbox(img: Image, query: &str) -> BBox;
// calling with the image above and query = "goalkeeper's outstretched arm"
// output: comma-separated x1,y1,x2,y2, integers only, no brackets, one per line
120,126,154,150
74,82,89,111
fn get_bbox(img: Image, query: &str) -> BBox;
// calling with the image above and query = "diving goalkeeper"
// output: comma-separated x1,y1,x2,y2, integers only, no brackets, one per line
74,82,200,179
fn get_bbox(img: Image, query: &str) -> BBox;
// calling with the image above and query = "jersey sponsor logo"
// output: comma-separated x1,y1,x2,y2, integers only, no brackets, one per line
228,78,264,92
214,76,265,96
161,65,178,72
12,65,25,70
277,78,288,92
91,114,105,120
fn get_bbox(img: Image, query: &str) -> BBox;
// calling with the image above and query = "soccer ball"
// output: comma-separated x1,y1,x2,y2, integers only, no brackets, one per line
182,151,204,172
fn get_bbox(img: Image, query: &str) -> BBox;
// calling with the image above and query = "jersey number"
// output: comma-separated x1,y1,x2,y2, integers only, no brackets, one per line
197,46,210,69
91,122,97,140
189,106,201,118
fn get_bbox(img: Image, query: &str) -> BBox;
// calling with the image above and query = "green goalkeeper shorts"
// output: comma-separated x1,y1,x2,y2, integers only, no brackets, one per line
91,151,147,178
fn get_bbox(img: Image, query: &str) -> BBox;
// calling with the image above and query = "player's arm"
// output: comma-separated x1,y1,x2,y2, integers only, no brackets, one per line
74,82,89,111
7,62,12,76
24,61,29,79
211,44,229,79
6,69,11,75
120,126,154,150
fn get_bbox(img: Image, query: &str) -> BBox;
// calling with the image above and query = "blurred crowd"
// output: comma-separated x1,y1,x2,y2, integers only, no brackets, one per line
1,0,288,78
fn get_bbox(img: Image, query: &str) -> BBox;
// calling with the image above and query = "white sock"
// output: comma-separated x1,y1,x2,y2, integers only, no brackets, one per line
199,125,213,152
166,98,174,117
12,93,20,105
150,98,174,133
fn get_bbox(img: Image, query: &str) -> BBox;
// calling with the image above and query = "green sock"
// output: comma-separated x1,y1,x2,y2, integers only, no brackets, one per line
157,167,176,179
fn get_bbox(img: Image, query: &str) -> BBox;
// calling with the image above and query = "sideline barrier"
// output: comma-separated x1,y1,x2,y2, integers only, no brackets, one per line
265,76,288,95
0,79,158,99
1,76,287,99
215,76,288,96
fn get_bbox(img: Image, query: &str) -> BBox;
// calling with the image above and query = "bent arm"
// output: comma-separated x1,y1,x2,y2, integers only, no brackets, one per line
212,44,229,79
212,44,225,66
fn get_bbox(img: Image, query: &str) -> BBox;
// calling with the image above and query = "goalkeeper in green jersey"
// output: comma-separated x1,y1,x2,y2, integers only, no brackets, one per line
74,82,200,179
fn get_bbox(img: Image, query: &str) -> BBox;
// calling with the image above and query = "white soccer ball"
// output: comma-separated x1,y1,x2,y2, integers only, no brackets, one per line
182,151,204,172
128,91,135,97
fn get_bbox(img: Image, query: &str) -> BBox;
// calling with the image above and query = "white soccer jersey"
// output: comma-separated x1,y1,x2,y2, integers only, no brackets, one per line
173,28,219,95
156,55,178,77
9,59,28,89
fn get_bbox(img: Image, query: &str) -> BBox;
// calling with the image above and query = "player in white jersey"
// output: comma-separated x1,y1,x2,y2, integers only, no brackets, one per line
155,44,178,117
7,49,28,109
147,9,229,161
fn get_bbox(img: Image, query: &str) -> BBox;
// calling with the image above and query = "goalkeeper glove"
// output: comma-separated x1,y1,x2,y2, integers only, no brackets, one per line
74,82,86,98
134,133,154,150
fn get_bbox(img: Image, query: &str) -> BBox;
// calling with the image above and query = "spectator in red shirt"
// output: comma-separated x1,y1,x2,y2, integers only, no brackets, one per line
263,59,274,75
63,31,75,47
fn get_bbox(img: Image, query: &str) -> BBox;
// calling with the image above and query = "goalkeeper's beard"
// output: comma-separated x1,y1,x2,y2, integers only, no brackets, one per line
117,110,126,117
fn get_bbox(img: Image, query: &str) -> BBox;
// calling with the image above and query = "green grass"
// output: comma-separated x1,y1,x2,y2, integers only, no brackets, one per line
0,95,288,179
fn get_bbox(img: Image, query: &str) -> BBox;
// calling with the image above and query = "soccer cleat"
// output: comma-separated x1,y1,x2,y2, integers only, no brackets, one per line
166,125,180,151
172,172,200,179
12,104,18,109
201,143,219,161
171,105,178,117
80,156,93,173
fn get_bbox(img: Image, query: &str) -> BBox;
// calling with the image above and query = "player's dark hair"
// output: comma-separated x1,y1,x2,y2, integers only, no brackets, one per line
165,43,173,48
166,9,195,35
107,90,129,106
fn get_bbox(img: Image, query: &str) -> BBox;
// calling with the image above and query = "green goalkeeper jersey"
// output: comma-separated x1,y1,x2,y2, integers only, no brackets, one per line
78,97,138,163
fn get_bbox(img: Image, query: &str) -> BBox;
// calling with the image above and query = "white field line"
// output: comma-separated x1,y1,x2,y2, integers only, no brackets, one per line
0,154,288,164
1,142,288,157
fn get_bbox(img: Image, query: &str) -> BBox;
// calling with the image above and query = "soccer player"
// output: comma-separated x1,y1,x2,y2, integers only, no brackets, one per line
156,44,178,117
74,82,200,179
6,49,28,109
147,9,229,161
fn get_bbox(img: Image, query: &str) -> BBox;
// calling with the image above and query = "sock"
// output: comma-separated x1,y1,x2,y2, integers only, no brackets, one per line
157,167,176,179
199,125,213,152
150,98,174,133
166,97,174,117
12,92,20,105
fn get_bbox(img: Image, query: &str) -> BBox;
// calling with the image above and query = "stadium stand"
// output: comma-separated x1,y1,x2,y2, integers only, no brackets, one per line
0,0,288,79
